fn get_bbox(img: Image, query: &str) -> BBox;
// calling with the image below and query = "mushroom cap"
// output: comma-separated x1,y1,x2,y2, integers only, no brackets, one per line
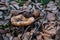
33,10,40,17
11,15,35,26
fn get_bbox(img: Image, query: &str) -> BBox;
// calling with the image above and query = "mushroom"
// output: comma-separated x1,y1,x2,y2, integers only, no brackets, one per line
11,14,35,26
33,10,40,17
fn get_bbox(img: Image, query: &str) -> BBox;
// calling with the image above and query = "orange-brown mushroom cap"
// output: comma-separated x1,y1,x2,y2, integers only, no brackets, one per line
11,14,35,26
